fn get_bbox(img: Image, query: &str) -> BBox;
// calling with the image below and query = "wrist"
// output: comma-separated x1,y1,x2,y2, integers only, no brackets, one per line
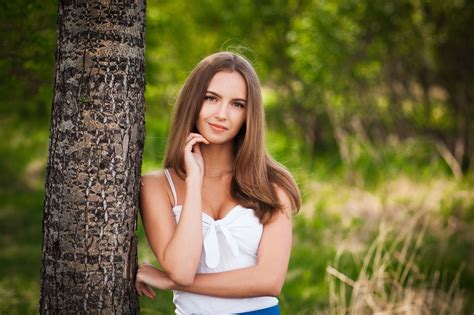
161,270,178,290
185,175,202,187
169,279,179,290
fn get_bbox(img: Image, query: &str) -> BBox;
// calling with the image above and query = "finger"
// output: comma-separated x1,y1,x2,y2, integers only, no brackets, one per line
135,278,140,293
143,286,154,299
187,132,206,139
144,285,156,298
193,142,202,155
198,134,210,144
143,290,152,299
186,133,202,142
143,284,155,295
186,134,209,145
135,283,142,296
136,280,146,296
185,138,207,152
185,138,209,149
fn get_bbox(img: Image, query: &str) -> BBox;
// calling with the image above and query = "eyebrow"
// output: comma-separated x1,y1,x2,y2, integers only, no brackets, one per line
206,90,247,103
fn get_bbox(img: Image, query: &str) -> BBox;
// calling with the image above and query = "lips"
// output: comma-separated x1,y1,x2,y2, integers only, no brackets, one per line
208,122,228,131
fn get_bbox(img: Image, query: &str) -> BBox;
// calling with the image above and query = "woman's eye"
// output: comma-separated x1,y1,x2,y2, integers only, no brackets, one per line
233,102,245,108
205,96,217,102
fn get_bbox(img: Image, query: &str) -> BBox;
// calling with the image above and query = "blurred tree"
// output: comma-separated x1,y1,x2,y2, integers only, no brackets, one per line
39,1,146,313
2,0,472,176
288,0,474,176
0,1,57,119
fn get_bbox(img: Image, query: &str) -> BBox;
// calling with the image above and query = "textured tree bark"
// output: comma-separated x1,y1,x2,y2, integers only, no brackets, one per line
40,1,146,313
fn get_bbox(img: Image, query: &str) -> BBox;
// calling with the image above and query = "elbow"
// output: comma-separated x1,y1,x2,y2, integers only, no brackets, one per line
168,270,195,287
267,276,284,296
269,284,283,297
161,251,198,286
257,264,286,296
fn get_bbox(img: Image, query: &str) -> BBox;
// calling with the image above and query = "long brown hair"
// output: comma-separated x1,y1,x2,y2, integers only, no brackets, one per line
163,52,301,223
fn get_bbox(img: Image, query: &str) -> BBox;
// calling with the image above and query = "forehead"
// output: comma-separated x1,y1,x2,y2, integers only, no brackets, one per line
207,71,247,99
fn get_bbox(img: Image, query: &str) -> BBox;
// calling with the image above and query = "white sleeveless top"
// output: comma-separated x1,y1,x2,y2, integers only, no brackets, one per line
164,169,278,314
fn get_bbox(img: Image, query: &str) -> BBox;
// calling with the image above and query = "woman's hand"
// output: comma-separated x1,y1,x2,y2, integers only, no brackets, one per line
184,133,209,180
135,262,175,299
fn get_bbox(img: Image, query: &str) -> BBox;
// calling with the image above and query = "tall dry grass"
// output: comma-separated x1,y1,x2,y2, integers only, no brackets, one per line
325,212,466,314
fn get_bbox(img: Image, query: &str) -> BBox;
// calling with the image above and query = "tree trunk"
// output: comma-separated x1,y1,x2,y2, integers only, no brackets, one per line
40,1,146,313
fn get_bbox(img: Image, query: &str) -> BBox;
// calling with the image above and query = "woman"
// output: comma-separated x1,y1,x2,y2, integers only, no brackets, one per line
136,51,301,314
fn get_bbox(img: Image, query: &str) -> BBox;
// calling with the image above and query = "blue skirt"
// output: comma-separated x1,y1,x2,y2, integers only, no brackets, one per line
236,304,280,315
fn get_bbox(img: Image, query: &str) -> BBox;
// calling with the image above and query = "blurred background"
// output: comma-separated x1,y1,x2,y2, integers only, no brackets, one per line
1,0,473,314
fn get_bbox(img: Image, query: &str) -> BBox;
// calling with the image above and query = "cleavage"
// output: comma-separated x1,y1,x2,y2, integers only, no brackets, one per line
202,201,239,221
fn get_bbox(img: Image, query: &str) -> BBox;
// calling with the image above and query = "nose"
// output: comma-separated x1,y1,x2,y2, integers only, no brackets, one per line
214,101,229,120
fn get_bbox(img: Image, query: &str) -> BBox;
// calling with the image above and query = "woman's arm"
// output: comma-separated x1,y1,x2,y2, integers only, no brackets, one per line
137,186,293,298
140,173,202,286
140,134,208,286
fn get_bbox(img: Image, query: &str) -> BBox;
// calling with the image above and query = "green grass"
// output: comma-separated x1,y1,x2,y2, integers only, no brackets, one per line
0,118,48,314
0,190,44,315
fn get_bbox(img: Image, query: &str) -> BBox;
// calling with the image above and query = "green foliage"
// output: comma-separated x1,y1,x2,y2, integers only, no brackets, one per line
283,211,340,313
1,0,473,313
0,190,44,315
0,1,57,119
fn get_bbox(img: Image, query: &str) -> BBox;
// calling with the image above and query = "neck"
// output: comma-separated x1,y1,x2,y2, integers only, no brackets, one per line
200,142,234,175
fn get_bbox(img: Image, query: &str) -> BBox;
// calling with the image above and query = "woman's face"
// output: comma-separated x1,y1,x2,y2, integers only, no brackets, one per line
196,70,247,144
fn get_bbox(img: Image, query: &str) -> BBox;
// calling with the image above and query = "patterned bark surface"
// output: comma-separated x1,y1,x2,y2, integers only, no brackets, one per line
40,1,146,313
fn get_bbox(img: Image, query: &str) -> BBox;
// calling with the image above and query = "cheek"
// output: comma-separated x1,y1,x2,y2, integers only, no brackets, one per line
195,107,205,132
231,111,247,134
198,104,213,121
196,116,206,132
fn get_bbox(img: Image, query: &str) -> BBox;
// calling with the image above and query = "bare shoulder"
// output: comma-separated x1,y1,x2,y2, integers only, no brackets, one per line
271,184,293,220
274,184,292,209
142,169,165,181
140,169,173,206
142,169,173,188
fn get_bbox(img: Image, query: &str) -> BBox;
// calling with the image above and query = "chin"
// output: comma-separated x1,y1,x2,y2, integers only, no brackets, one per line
207,137,232,145
205,133,235,145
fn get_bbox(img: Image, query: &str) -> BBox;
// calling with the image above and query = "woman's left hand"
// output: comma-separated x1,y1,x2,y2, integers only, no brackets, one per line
135,262,175,299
